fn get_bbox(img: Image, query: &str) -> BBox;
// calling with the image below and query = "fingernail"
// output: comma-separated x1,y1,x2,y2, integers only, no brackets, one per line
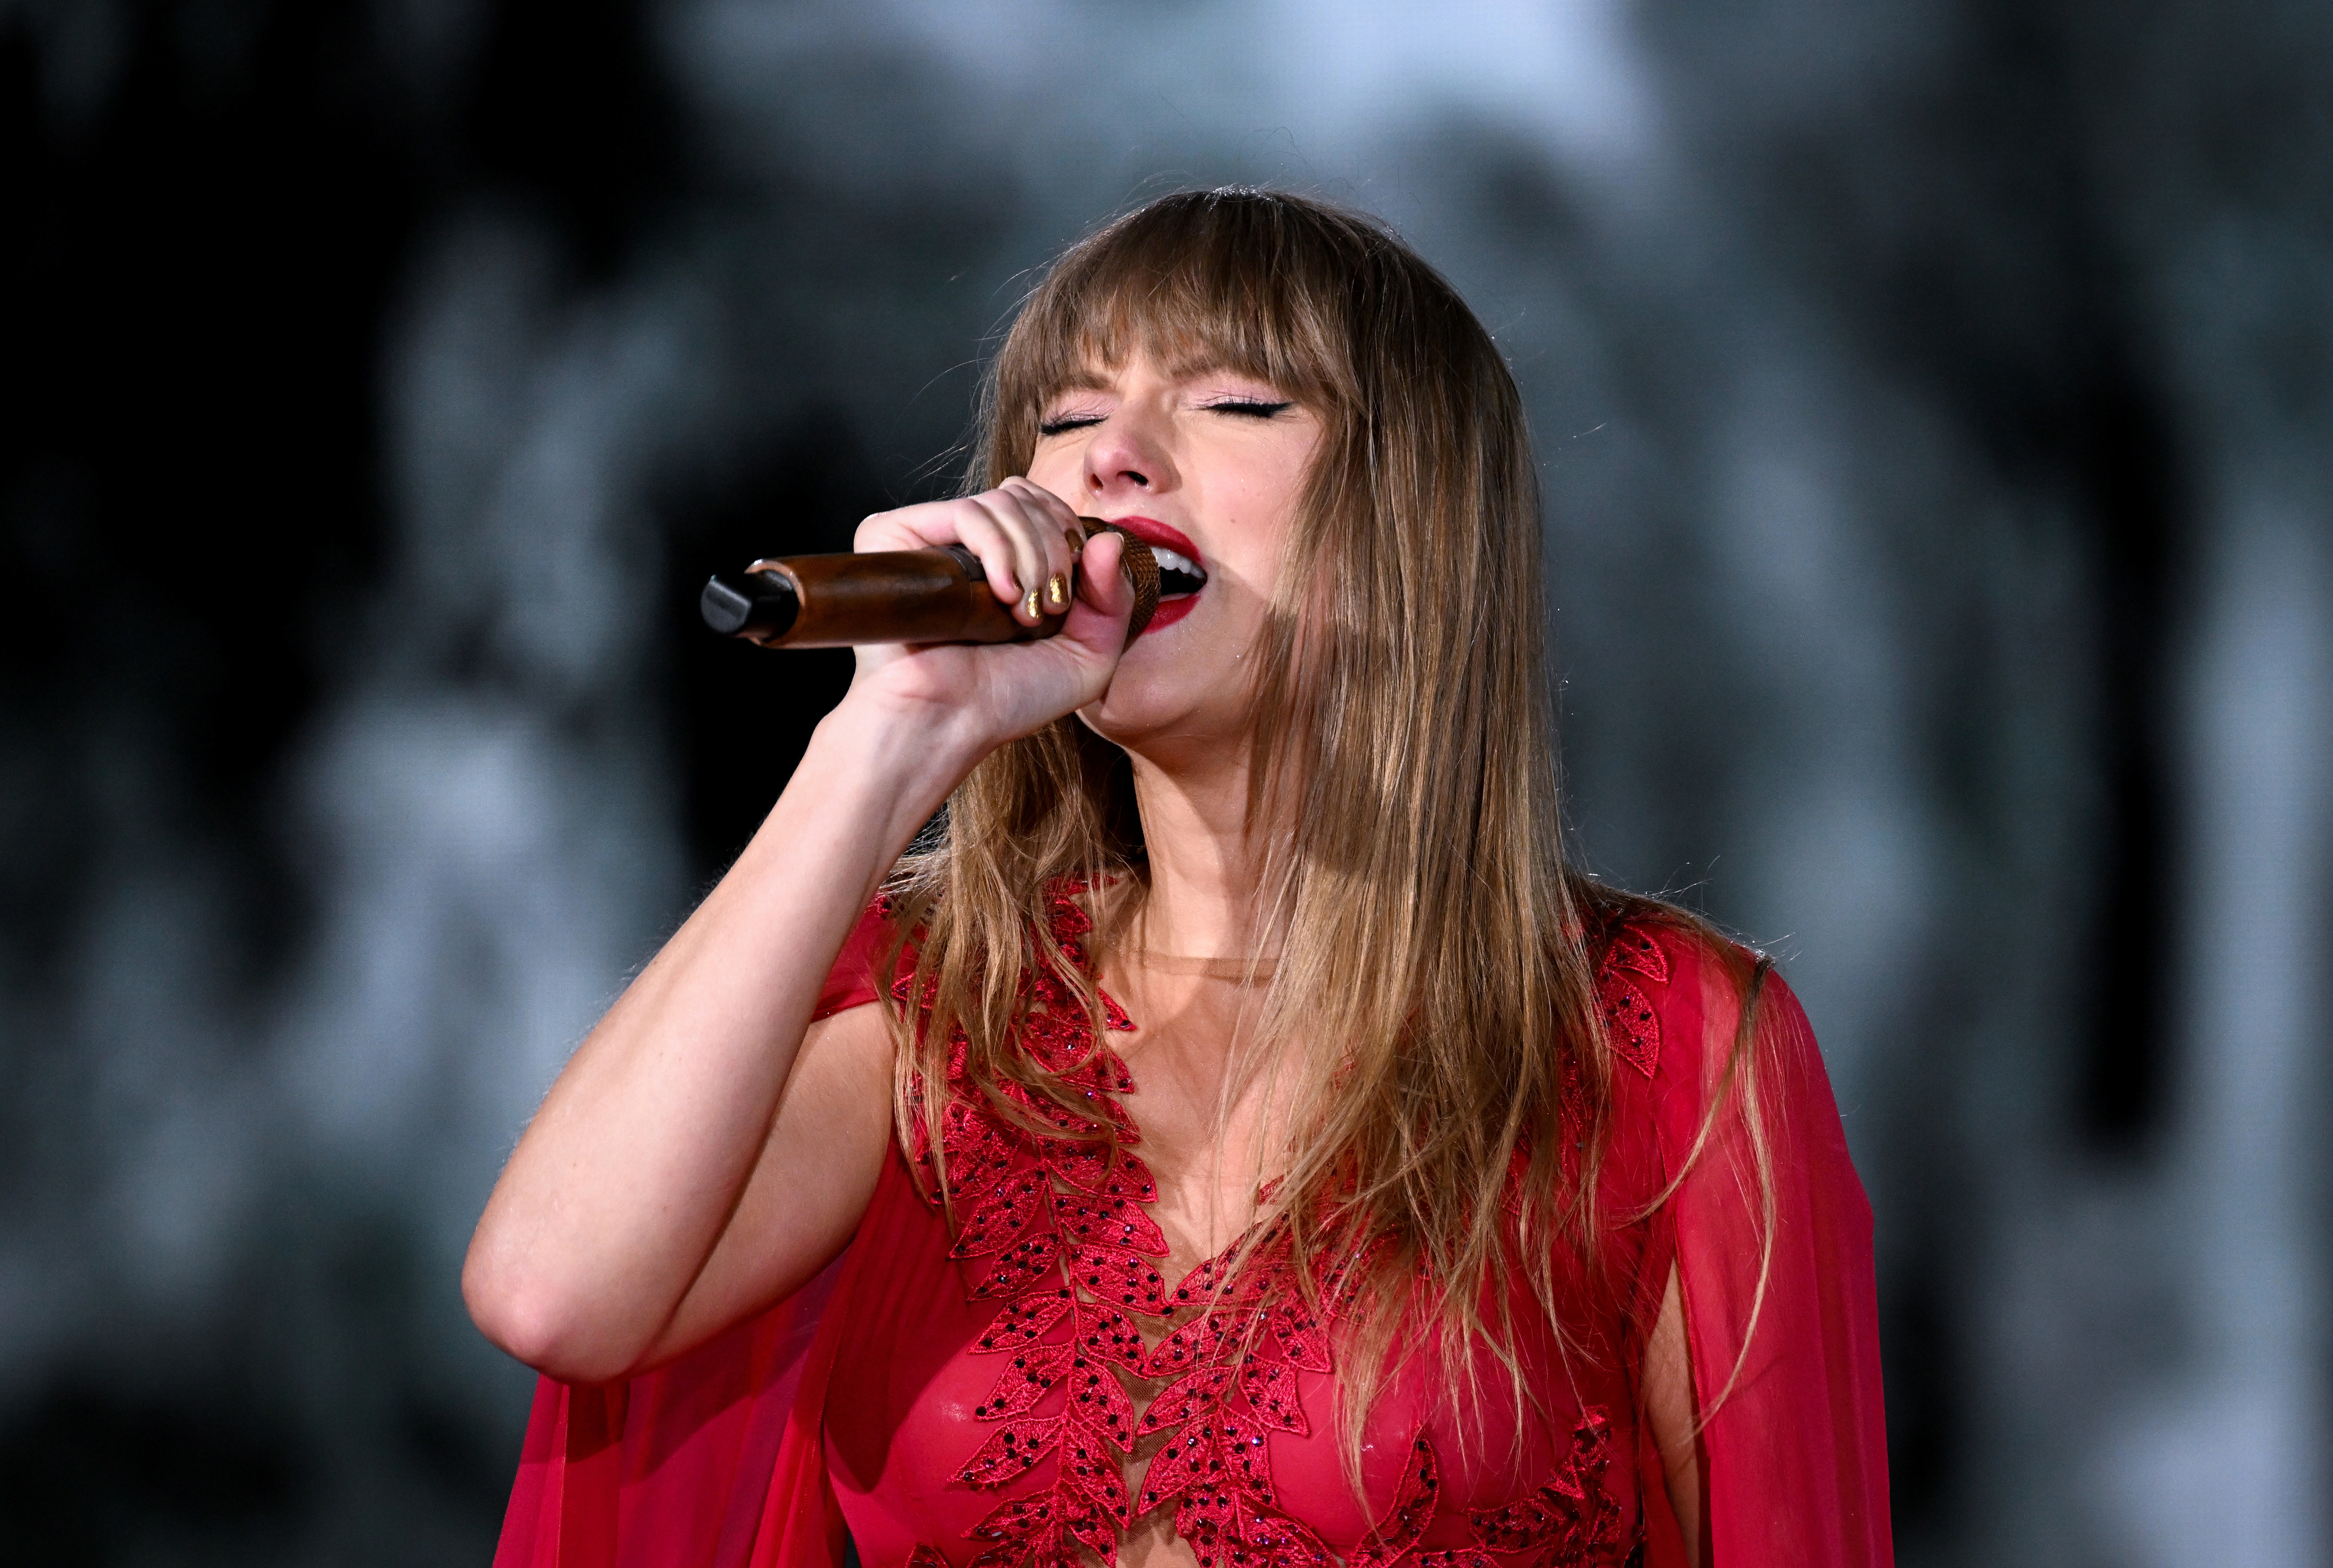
1022,588,1043,619
1045,574,1069,611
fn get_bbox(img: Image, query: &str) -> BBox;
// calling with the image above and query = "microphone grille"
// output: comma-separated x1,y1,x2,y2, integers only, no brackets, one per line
1081,520,1161,640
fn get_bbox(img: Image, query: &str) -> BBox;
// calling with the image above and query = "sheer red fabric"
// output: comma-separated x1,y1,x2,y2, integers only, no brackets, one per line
492,906,1889,1568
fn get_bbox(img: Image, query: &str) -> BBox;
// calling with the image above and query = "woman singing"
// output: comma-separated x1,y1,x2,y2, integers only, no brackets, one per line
466,189,1890,1568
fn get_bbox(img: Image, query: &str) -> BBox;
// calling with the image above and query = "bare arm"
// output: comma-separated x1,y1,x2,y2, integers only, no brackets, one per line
463,482,1132,1383
1645,1261,1708,1567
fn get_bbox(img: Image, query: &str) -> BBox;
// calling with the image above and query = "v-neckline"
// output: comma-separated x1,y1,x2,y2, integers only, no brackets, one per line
1091,976,1274,1314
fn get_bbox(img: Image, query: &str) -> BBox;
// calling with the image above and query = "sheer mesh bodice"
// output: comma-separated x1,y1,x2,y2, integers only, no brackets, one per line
492,902,1890,1568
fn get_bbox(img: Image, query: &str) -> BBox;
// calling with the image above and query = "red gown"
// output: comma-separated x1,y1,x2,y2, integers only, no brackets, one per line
492,901,1891,1568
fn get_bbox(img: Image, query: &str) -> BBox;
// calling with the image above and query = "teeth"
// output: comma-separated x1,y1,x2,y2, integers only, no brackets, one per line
1147,545,1203,579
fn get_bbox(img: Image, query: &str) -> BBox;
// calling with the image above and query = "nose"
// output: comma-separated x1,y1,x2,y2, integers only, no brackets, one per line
1082,407,1175,502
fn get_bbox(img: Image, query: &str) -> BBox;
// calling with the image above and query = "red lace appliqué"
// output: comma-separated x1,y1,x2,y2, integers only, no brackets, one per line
1595,924,1669,1080
1349,1413,1626,1568
1127,1223,1342,1568
900,892,1634,1568
896,893,1164,1568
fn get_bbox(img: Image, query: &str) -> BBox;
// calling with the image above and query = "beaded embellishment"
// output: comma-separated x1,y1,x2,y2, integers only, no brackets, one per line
1349,1414,1624,1568
897,893,1640,1568
1595,924,1670,1080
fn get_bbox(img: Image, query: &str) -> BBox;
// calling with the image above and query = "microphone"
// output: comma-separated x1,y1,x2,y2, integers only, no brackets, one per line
700,518,1160,648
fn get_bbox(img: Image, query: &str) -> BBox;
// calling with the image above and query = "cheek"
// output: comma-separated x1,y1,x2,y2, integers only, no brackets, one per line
1024,448,1081,499
1213,501,1295,604
1265,431,1322,516
1228,429,1319,559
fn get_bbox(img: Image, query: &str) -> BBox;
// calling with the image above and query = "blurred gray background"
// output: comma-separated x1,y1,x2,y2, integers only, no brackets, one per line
4,1,2330,1563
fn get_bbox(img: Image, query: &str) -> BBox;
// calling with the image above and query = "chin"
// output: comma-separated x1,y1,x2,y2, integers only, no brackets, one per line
1077,663,1250,761
1077,673,1193,745
1074,684,1181,750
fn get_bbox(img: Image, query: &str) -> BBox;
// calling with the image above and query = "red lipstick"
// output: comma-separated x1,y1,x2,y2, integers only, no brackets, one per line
1106,516,1200,565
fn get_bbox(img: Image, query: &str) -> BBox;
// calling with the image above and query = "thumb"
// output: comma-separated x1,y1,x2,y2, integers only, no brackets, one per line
1069,529,1135,637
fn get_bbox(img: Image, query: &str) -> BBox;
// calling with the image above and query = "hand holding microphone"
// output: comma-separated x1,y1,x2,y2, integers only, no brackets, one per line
703,506,1161,649
703,480,1171,757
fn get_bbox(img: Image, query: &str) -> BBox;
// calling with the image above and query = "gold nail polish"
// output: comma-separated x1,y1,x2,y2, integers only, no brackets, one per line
1045,574,1069,610
1022,588,1042,619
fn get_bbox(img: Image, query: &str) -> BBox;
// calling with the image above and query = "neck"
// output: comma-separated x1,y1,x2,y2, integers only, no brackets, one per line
1125,743,1284,962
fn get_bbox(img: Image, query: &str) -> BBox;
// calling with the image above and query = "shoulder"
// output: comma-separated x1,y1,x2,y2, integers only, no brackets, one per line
1588,908,1753,1074
1591,904,1858,1203
1585,901,1823,1118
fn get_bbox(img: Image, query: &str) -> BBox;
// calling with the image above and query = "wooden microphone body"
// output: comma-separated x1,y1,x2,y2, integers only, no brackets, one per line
700,520,1160,648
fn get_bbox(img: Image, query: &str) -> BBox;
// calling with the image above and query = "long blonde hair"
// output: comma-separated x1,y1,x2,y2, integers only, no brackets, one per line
881,188,1769,1458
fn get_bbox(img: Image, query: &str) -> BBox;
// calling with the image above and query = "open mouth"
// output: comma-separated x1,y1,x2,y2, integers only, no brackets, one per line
1147,544,1207,599
1105,517,1208,632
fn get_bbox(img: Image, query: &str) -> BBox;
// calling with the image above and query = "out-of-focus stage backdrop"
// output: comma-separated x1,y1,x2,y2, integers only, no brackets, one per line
6,2,2330,1563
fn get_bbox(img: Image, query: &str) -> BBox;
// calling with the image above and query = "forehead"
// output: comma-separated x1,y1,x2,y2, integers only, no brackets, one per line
1043,343,1266,392
1029,306,1307,404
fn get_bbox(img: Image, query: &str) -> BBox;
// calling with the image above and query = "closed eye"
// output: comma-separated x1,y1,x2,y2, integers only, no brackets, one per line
1038,413,1105,437
1201,398,1293,419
